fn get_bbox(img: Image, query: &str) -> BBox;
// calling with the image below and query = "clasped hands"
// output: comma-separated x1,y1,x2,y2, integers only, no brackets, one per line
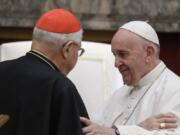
80,112,178,135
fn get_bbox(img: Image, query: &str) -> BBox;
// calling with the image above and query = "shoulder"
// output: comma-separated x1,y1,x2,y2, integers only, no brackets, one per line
53,73,79,95
164,68,180,88
159,68,180,96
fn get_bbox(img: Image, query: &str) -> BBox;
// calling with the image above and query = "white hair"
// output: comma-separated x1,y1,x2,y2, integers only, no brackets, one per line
32,27,83,47
136,33,160,57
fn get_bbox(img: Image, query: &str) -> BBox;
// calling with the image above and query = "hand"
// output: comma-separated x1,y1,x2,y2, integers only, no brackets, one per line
80,117,116,135
0,114,10,128
138,113,178,131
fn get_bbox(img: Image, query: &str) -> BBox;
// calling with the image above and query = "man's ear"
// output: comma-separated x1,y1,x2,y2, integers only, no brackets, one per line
145,45,155,63
62,41,73,59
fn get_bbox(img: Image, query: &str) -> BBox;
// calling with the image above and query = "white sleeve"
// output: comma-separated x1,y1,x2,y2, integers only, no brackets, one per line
117,125,180,135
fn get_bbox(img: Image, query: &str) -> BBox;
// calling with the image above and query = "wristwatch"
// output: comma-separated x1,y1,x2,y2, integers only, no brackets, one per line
112,126,120,135
115,128,120,135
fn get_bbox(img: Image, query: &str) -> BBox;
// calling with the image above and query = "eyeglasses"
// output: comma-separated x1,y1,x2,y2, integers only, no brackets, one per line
73,43,85,57
77,47,85,57
65,41,85,57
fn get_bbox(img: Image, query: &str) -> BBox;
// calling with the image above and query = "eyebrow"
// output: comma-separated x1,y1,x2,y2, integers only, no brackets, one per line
112,49,129,53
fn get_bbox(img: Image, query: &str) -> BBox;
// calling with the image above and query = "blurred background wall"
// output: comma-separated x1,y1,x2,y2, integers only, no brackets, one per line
0,0,180,75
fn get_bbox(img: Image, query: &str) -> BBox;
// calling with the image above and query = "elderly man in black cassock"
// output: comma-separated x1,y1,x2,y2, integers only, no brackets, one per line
0,8,89,135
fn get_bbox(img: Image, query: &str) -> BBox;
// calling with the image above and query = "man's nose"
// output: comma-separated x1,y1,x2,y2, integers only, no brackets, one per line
115,57,123,68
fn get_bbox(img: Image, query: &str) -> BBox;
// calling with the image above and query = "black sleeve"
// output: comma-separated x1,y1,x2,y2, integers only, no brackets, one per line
49,79,89,135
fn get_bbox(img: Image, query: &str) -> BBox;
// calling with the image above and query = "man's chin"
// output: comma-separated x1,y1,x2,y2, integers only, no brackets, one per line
124,83,134,86
123,80,131,86
124,80,139,87
123,79,134,86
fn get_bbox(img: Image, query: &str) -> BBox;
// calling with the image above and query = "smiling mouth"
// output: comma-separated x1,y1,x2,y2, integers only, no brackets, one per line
120,68,128,73
117,66,129,76
120,69,130,78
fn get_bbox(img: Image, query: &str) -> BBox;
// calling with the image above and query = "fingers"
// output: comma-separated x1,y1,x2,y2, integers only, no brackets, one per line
156,113,177,124
158,117,177,123
156,113,178,130
80,117,93,134
161,123,178,129
138,112,178,131
0,114,10,128
155,112,177,123
82,125,92,134
80,117,91,126
155,112,176,119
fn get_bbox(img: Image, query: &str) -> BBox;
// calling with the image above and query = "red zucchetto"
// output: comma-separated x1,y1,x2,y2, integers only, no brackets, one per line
36,9,81,33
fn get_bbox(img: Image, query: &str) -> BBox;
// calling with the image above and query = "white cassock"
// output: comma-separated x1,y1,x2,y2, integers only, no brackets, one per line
93,61,180,135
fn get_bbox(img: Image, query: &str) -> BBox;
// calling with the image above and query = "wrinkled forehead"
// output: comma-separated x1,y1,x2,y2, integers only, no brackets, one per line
112,29,144,45
111,29,148,52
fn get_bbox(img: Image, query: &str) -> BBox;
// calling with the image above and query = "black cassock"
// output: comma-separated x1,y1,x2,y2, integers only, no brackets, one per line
0,51,89,135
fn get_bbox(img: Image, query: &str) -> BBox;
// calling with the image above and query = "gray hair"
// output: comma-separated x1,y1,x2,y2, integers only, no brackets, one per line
141,37,160,58
126,29,160,57
32,27,83,47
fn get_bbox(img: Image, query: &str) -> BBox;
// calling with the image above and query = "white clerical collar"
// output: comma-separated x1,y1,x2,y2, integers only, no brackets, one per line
136,61,166,88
